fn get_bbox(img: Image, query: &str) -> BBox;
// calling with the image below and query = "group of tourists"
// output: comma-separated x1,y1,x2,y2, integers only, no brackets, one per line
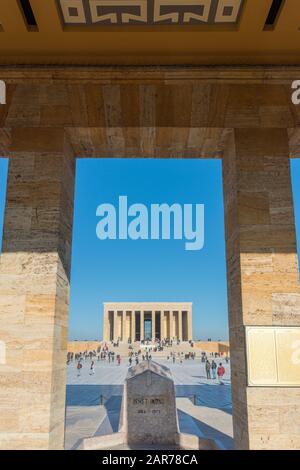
128,349,152,366
205,359,226,384
165,351,196,364
76,359,95,376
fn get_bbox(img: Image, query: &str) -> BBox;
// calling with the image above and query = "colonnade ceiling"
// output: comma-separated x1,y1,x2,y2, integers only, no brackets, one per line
0,1,299,65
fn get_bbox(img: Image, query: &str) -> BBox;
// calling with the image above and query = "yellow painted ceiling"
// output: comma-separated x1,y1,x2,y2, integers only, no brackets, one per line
0,0,299,65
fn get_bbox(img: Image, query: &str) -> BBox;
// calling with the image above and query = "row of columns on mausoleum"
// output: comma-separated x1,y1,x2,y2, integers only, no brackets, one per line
105,309,192,342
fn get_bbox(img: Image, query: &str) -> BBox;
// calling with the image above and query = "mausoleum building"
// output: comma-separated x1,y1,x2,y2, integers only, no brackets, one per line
103,302,193,342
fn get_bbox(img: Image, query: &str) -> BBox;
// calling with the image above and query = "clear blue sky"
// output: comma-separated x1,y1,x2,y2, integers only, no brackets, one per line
0,158,300,341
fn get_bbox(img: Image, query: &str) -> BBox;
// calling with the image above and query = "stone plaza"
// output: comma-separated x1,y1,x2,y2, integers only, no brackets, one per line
65,356,233,450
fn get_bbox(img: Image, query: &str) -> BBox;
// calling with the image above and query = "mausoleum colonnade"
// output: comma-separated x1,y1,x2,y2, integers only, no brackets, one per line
103,303,193,342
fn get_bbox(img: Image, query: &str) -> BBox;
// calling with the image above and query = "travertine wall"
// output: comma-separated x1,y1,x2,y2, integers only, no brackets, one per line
0,135,75,449
223,128,300,450
0,67,299,450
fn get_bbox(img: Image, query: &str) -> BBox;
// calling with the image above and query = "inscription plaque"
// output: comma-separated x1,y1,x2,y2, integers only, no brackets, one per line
246,327,300,387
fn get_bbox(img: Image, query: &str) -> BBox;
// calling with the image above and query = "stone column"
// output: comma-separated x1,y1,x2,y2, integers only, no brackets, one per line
223,128,300,450
187,310,192,341
174,312,178,340
122,311,127,342
103,306,109,342
131,312,136,342
160,312,164,340
0,140,75,450
169,311,174,340
113,311,118,342
151,311,155,340
140,311,144,341
178,311,183,341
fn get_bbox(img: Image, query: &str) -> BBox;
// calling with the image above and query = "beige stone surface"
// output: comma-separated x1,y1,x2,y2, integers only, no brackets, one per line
223,128,300,450
81,361,219,450
103,302,193,342
0,147,75,450
246,326,300,387
194,341,230,355
124,361,178,445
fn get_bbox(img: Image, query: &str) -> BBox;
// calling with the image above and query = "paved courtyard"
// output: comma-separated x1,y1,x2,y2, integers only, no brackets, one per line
65,358,233,450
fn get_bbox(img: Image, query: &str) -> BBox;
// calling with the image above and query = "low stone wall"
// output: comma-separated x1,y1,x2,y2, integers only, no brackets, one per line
194,341,230,356
67,341,101,354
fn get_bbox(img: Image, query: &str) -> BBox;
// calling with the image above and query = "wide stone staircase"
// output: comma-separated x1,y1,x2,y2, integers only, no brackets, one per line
107,341,198,358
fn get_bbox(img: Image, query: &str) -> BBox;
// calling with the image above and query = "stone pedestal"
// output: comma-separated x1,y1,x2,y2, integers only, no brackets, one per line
83,360,217,450
125,361,178,445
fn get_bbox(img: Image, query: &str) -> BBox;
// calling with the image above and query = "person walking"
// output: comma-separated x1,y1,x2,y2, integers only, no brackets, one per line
77,361,82,377
90,360,95,375
205,359,211,379
217,363,225,385
211,360,217,379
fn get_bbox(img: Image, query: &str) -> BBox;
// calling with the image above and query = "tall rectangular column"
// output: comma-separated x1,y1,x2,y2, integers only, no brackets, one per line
169,312,174,340
178,311,183,341
140,311,144,341
122,311,126,342
165,312,169,338
223,129,300,450
187,310,192,341
151,311,155,340
113,311,118,341
174,312,178,340
131,312,135,342
160,312,164,340
0,147,75,450
103,306,109,342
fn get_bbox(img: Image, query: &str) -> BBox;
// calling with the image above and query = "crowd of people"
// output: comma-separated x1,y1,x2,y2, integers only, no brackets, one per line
67,340,229,384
